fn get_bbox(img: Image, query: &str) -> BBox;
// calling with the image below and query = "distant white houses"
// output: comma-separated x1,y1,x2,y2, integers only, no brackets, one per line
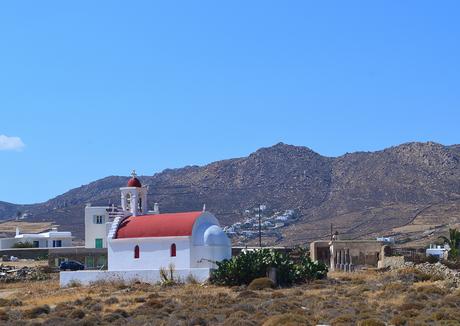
0,227,73,249
376,236,395,244
223,209,296,243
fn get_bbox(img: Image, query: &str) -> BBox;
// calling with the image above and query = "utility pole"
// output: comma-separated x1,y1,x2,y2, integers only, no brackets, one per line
330,223,333,241
258,204,262,248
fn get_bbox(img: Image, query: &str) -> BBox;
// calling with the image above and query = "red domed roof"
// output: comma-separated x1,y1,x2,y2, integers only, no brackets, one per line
127,177,142,187
115,211,203,239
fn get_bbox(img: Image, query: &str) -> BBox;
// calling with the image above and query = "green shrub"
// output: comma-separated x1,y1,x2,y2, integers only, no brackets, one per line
248,277,275,290
67,279,81,288
399,302,424,311
0,309,8,321
186,273,199,284
0,298,22,307
332,314,355,324
262,313,311,326
357,319,385,326
442,259,460,270
426,255,440,264
159,263,178,286
104,297,119,305
211,248,327,286
26,304,51,318
12,241,34,248
390,315,406,326
69,308,86,319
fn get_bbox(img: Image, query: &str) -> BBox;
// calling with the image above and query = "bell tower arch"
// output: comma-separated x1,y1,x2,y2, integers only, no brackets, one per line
120,170,148,216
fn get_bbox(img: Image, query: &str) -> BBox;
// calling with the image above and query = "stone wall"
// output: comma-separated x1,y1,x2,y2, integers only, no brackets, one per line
330,240,383,271
378,255,405,269
310,240,385,272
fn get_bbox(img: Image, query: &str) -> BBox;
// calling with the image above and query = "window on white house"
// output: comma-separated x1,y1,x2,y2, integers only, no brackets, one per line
52,240,62,247
94,215,105,224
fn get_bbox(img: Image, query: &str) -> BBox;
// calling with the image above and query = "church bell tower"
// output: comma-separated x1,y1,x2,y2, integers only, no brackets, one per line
120,170,148,216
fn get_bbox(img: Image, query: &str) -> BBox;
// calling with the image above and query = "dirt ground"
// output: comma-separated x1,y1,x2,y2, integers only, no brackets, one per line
0,222,54,235
1,260,48,269
0,267,459,325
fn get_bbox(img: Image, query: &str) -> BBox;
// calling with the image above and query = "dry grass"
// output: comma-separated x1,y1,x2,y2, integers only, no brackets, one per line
0,268,458,325
0,221,54,234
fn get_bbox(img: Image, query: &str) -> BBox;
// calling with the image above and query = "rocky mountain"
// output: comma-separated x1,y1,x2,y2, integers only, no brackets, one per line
1,141,460,246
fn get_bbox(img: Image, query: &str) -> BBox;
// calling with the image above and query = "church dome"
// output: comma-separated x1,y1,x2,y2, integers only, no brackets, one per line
204,225,231,246
127,177,142,187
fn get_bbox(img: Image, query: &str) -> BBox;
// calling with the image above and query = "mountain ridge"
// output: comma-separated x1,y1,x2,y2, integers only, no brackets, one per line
1,141,459,246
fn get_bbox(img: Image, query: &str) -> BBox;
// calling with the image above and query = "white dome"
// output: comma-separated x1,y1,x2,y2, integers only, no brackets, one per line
204,225,231,246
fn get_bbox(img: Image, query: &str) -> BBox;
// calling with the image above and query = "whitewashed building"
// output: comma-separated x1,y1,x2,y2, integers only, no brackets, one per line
0,227,72,249
426,244,450,259
84,205,113,249
61,171,231,286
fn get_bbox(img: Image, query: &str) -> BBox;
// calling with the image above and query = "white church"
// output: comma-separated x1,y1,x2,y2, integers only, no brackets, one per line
61,171,231,286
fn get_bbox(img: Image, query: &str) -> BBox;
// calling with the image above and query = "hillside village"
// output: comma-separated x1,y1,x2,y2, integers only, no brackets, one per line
223,208,298,244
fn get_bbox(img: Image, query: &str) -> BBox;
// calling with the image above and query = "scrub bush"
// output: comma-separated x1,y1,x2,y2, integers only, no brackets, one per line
211,248,327,286
248,277,275,290
262,313,311,326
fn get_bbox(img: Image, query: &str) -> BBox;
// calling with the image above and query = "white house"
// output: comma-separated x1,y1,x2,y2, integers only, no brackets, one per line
61,171,231,286
0,227,73,249
426,244,450,259
84,205,113,249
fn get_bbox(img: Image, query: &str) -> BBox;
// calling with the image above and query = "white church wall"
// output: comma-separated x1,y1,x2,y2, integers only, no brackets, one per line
60,268,212,287
189,212,232,268
191,212,221,246
190,245,232,268
108,236,191,270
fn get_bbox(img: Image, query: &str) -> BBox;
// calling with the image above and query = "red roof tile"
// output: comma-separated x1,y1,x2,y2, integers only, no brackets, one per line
115,211,203,239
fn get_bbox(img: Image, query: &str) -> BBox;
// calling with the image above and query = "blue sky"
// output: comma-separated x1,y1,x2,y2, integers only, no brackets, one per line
0,1,459,204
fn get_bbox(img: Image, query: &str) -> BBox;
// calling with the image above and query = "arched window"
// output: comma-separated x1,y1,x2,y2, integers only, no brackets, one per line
126,193,131,210
170,243,176,257
138,197,142,211
134,245,140,259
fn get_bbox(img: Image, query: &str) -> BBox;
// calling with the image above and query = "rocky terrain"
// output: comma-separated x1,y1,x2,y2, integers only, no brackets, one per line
1,265,460,325
1,141,459,245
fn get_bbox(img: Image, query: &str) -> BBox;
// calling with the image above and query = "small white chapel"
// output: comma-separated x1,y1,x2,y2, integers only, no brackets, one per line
61,171,231,286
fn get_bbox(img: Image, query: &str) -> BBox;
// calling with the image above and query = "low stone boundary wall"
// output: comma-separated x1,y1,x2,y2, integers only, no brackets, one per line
60,268,211,287
378,256,406,269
